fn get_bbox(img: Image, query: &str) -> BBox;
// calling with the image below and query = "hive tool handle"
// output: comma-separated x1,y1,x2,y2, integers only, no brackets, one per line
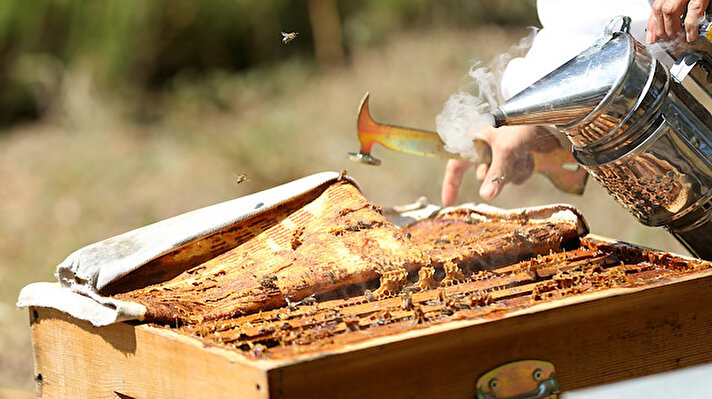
347,92,588,195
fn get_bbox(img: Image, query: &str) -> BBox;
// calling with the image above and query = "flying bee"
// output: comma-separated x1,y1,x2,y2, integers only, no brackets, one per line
234,172,249,185
281,31,298,45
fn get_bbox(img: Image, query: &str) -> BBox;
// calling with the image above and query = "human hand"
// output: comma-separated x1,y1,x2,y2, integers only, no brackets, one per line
647,0,710,43
440,125,559,206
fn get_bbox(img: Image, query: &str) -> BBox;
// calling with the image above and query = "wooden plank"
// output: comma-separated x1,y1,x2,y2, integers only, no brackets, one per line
30,307,270,399
269,272,712,398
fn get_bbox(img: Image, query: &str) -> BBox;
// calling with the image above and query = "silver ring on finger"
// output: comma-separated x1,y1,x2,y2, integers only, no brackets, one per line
491,175,505,184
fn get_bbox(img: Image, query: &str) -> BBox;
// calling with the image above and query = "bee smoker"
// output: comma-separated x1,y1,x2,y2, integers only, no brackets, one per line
492,16,712,260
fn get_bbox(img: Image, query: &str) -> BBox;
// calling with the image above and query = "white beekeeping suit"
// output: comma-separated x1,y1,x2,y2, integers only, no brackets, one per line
501,0,652,99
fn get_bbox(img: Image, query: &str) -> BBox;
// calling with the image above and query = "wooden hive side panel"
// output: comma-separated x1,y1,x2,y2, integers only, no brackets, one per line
267,272,712,398
29,307,272,399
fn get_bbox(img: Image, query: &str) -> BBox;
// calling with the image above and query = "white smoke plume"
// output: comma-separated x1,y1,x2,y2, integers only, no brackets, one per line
435,29,537,161
435,90,493,160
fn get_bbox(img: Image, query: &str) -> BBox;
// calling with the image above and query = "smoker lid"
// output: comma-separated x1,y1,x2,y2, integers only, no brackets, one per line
495,32,636,127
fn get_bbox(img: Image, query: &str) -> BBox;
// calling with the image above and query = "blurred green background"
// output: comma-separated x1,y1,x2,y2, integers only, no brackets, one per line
0,0,686,393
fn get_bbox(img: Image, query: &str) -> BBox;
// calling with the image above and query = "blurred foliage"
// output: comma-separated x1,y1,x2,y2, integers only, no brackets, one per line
0,0,537,127
342,0,539,47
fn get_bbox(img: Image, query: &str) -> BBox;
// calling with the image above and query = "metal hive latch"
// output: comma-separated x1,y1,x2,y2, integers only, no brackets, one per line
476,360,560,399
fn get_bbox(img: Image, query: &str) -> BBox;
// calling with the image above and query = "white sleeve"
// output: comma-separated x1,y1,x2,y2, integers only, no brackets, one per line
501,0,651,100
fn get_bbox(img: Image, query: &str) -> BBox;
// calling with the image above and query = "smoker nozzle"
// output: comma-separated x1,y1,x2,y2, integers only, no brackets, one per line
492,108,507,128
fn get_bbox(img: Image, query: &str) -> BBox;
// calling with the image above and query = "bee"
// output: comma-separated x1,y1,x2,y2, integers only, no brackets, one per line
250,343,266,359
412,305,426,324
401,291,413,311
234,172,249,185
440,306,455,316
513,230,529,241
301,294,317,306
281,31,298,45
345,318,360,332
326,270,337,284
260,274,278,290
364,289,374,302
285,297,299,311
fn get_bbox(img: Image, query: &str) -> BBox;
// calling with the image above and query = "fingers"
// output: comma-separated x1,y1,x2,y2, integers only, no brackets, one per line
684,0,709,41
441,159,473,207
475,125,539,200
478,147,535,200
441,125,544,203
662,2,685,40
475,163,488,182
648,0,707,43
647,11,659,43
648,0,668,43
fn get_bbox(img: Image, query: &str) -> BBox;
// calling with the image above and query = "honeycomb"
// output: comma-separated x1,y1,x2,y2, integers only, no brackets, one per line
166,237,709,361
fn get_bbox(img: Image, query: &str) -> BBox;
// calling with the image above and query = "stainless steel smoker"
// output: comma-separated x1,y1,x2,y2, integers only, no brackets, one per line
493,16,712,260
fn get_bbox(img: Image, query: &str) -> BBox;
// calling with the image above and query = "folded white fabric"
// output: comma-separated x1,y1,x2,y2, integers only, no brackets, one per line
17,282,147,326
18,171,354,326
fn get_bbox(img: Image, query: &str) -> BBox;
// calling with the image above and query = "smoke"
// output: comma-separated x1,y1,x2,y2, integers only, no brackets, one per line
435,90,493,160
435,29,537,161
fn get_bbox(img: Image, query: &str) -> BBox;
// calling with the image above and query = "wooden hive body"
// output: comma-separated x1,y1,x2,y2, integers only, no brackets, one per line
30,260,712,398
28,180,712,398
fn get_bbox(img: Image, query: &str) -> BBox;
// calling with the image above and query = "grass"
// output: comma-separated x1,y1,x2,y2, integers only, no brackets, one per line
0,25,686,390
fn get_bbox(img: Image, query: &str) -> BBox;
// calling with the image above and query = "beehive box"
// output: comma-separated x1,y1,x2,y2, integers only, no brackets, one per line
29,234,712,399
